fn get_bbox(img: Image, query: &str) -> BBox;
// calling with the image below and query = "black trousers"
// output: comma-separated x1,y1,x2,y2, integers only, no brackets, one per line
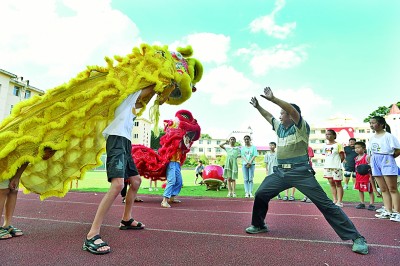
251,164,362,241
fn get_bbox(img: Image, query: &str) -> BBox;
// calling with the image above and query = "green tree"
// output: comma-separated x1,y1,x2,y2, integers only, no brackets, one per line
217,155,226,166
200,134,212,140
199,154,209,165
150,128,165,150
364,102,400,122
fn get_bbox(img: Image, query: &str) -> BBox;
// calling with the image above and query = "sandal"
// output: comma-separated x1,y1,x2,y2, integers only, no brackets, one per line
0,227,12,240
82,235,110,255
134,197,144,202
4,225,23,237
161,201,171,208
119,218,144,230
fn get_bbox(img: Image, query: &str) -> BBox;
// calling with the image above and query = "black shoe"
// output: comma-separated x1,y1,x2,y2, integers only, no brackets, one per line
355,203,365,209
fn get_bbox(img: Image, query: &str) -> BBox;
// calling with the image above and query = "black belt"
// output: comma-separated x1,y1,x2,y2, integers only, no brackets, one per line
277,163,309,169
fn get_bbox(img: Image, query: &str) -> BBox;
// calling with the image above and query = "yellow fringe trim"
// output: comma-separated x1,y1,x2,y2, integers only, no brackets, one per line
0,43,201,200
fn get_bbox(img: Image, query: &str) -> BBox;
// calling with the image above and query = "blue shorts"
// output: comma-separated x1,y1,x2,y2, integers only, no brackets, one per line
371,154,398,176
106,135,139,181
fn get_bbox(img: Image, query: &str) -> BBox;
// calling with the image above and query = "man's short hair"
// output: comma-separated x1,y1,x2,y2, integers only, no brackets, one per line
269,142,276,146
349,138,356,142
290,103,301,114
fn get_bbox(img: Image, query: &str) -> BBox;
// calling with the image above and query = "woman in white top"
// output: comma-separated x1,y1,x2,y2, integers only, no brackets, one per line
369,116,400,222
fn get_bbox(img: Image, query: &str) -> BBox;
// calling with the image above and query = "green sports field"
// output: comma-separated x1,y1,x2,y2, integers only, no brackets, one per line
72,168,382,203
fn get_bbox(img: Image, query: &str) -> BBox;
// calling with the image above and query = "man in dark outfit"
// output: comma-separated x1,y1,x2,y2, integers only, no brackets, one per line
245,86,368,255
343,138,358,190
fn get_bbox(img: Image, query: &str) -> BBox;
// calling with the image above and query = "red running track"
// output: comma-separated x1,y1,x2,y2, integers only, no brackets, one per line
1,192,399,266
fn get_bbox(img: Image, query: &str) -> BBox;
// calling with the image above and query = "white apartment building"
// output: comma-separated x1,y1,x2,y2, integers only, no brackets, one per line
0,69,45,122
132,117,152,147
188,138,226,162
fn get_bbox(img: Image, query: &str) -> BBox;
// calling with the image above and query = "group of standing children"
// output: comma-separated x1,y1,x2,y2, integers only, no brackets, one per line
321,116,400,223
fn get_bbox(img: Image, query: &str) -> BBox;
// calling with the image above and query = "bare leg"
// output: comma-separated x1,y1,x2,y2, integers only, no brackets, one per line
0,189,12,239
375,176,391,212
3,189,20,230
328,179,337,203
121,175,143,225
86,178,124,252
336,182,344,203
227,178,232,195
369,192,375,205
385,175,400,212
232,180,236,195
359,191,365,205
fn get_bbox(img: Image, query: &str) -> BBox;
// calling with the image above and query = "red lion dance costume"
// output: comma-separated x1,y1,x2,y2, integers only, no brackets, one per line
131,109,201,181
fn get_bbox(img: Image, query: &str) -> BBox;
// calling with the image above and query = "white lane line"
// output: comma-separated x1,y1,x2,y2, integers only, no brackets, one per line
13,215,400,250
17,197,381,221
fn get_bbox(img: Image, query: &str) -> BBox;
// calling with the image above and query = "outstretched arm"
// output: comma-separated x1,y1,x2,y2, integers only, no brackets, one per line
250,97,274,125
219,140,228,151
261,86,300,125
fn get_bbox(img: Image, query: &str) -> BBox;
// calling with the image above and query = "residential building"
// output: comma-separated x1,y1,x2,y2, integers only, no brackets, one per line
188,138,226,163
132,117,152,147
0,68,45,122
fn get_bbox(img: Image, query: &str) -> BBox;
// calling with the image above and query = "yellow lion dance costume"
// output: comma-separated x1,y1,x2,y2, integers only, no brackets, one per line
0,43,203,200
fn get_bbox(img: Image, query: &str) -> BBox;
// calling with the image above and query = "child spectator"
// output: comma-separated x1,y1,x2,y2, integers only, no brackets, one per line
323,129,345,207
264,142,281,199
194,160,205,185
369,116,400,222
354,141,375,211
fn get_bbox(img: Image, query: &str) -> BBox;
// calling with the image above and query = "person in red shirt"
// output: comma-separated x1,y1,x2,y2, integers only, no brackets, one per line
354,142,375,211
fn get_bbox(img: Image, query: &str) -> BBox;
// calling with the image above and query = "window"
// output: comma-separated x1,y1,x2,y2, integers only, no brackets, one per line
199,140,203,144
310,130,315,134
207,140,211,145
320,129,326,134
191,147,196,152
199,148,203,152
216,140,221,145
10,105,14,114
320,139,325,143
207,148,211,152
13,86,20,96
133,134,139,139
359,129,365,133
216,148,221,153
310,139,316,143
134,121,139,126
24,90,31,99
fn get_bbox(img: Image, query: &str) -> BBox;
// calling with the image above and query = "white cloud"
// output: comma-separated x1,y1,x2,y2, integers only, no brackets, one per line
237,44,307,76
170,33,231,65
249,0,296,39
0,0,140,89
199,65,259,104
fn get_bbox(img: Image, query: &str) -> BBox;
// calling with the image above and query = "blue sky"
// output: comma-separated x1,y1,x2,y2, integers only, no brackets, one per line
1,0,399,145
